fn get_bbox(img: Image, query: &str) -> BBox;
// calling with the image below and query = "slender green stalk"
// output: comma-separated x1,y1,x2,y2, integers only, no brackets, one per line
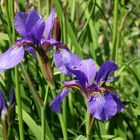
15,67,25,140
38,0,41,14
20,63,44,108
41,107,45,140
46,0,50,16
68,92,74,125
86,110,94,140
121,0,125,62
71,0,76,21
86,111,91,140
4,0,11,40
63,98,67,124
112,0,119,61
58,114,68,140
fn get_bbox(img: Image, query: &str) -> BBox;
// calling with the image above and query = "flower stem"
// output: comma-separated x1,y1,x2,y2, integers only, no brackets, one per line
15,66,25,140
38,0,41,14
86,111,94,140
20,63,44,108
46,0,51,16
112,0,119,61
41,107,45,140
86,111,90,140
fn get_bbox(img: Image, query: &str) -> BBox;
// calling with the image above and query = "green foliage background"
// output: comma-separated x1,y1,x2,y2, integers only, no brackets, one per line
0,0,140,140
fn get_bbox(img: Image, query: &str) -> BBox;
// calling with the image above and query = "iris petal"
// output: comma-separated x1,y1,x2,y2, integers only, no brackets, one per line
67,59,96,90
15,9,45,42
14,12,28,37
49,88,69,113
96,60,118,84
45,9,55,39
54,48,81,76
0,46,24,72
87,91,119,121
25,9,40,33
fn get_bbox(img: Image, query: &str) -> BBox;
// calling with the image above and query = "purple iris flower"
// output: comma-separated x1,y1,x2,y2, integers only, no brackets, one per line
0,9,61,72
50,59,123,121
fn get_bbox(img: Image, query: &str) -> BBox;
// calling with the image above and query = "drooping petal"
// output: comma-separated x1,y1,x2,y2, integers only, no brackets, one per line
67,59,96,91
0,46,24,71
14,12,28,36
87,91,119,121
41,37,63,50
45,9,55,39
49,88,69,113
96,60,118,84
63,80,80,86
112,92,123,112
44,38,63,46
0,90,7,116
63,80,82,90
54,48,81,76
25,46,36,57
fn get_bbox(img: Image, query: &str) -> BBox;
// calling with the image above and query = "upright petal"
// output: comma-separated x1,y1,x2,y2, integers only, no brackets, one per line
54,48,81,76
67,59,96,90
30,17,45,41
14,12,28,36
49,88,69,113
0,46,24,71
77,59,96,85
87,91,119,121
45,9,55,39
14,9,45,41
25,9,40,33
96,60,118,84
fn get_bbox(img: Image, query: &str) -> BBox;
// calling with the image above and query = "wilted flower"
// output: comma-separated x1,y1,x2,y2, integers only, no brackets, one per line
50,59,123,121
0,9,61,72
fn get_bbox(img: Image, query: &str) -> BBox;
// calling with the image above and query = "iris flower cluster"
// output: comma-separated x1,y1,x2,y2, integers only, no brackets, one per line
0,9,123,121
